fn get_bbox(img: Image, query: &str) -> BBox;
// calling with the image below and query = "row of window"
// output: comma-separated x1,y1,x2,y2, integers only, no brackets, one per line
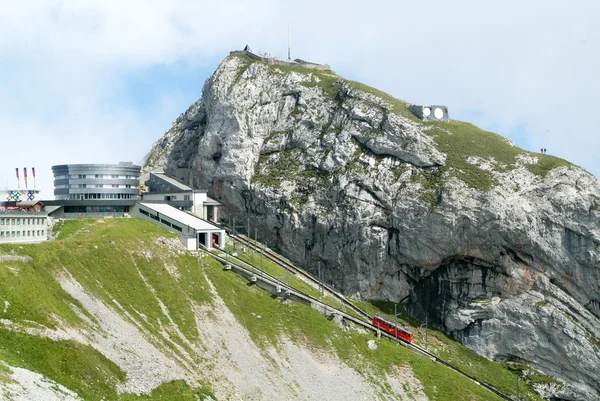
55,174,139,180
63,206,130,213
65,193,135,200
0,230,45,239
163,195,192,201
0,218,46,226
57,184,133,189
139,208,183,232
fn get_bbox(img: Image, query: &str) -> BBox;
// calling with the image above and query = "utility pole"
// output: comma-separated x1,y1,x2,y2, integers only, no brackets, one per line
425,316,428,350
318,261,323,296
420,316,429,350
254,228,258,256
233,216,236,251
331,284,335,308
285,264,289,285
516,376,520,401
260,242,264,276
251,230,255,266
394,304,399,344
287,18,291,60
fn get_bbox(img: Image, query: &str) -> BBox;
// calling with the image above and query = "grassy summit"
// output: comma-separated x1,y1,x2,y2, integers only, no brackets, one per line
232,53,574,193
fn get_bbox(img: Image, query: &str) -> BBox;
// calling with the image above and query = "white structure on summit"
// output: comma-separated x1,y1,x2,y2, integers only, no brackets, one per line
408,104,450,122
231,45,331,71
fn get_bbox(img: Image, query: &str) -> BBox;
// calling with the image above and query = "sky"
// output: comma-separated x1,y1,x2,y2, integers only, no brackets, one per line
0,0,599,197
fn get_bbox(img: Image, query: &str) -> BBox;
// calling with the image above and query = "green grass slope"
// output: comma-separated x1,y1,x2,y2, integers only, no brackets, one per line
0,219,214,400
0,219,550,400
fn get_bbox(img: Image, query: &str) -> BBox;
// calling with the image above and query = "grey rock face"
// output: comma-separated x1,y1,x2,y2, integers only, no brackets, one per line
147,54,600,400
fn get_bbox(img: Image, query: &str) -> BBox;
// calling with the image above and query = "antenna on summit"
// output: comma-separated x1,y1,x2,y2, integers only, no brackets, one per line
287,18,291,60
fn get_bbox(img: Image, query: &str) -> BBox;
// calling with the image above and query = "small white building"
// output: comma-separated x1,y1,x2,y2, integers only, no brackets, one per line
0,210,48,244
142,172,221,222
131,202,226,250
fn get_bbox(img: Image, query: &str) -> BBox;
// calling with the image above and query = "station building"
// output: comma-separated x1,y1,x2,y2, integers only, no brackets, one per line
131,202,226,250
0,209,48,244
38,164,226,250
142,172,221,222
48,162,141,218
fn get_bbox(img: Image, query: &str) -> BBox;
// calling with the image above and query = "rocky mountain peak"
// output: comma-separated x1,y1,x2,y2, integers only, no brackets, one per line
145,51,600,400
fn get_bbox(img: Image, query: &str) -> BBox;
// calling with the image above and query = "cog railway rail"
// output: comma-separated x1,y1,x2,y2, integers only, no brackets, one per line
199,232,513,401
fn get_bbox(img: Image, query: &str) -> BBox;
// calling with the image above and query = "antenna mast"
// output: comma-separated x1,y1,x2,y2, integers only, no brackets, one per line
287,18,291,60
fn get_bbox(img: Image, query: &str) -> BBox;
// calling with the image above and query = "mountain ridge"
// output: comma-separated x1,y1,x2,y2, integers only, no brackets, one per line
146,52,600,400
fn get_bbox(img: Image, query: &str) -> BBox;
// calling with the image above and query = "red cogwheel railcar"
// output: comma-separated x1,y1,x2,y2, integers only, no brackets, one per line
372,315,414,343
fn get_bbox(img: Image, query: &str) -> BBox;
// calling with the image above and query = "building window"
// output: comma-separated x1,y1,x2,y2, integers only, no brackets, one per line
0,232,4,238
95,174,103,178
78,174,86,179
64,206,128,214
95,184,103,188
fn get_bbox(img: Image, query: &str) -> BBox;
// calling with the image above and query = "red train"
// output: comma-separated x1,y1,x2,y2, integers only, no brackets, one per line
372,315,414,343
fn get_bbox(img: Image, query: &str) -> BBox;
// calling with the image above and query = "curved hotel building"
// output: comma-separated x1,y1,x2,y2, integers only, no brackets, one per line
51,163,141,216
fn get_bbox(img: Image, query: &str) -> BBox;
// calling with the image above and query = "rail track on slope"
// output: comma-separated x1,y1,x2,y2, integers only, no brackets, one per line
200,242,513,401
230,234,370,320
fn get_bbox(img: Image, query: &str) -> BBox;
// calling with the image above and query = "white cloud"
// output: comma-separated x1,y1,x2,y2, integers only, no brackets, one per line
0,0,598,198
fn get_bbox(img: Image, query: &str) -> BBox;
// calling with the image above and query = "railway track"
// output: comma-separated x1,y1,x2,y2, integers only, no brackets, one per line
200,243,513,401
231,234,371,321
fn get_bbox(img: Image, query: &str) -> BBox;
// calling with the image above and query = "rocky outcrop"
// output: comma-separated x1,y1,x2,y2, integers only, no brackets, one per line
147,53,600,400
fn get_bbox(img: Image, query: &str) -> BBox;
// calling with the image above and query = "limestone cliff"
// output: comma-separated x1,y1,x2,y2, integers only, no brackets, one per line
146,52,600,400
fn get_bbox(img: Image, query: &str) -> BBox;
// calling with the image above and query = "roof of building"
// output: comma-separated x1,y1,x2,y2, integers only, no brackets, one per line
138,202,223,232
151,172,195,192
204,196,221,205
51,163,141,170
16,200,41,207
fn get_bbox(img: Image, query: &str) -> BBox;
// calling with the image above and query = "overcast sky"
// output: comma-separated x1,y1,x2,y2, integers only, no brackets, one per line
0,0,598,197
